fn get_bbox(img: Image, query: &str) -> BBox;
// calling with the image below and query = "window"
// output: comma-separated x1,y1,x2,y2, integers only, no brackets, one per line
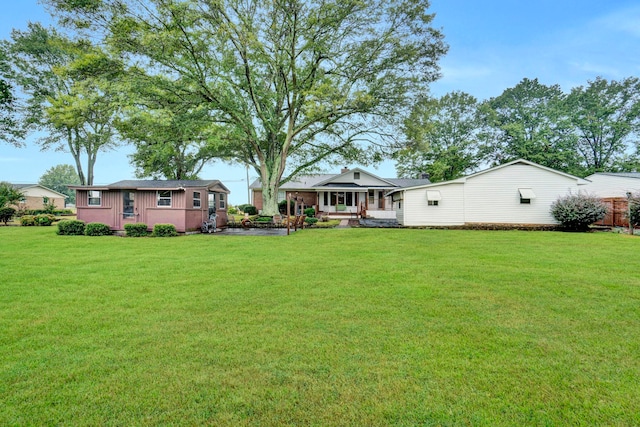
219,193,226,209
157,190,172,207
88,190,101,206
278,191,286,202
354,172,360,180
123,191,135,217
324,192,328,206
519,188,536,204
427,190,441,206
208,192,216,210
346,192,353,206
193,191,201,208
368,190,375,204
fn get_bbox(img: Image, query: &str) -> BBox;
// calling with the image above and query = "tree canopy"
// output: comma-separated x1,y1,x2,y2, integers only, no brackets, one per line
38,164,80,204
45,0,447,213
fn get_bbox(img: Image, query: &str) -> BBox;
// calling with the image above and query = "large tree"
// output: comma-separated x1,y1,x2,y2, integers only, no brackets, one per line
46,0,447,214
566,76,640,174
480,78,580,174
395,91,484,182
39,164,80,204
6,23,122,185
0,44,24,146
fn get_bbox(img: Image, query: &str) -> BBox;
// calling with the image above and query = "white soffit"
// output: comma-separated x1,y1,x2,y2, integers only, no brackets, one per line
519,188,536,199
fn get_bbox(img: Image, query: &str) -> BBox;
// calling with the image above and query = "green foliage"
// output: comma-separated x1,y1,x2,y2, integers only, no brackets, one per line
313,219,341,228
278,200,294,215
567,76,640,174
124,223,149,237
47,0,447,215
56,219,86,235
236,204,252,213
550,192,608,231
227,206,238,215
305,217,319,225
20,215,35,226
0,181,23,208
397,92,485,181
38,164,80,204
85,222,112,236
242,205,258,216
34,213,55,226
304,207,316,217
0,206,16,224
629,193,640,227
152,223,178,237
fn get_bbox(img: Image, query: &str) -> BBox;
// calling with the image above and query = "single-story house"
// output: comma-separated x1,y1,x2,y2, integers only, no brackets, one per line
10,184,67,210
72,180,230,233
250,168,431,218
584,172,640,227
387,159,591,227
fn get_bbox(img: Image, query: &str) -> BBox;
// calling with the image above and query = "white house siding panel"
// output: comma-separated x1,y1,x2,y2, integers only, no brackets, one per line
584,174,640,198
401,183,464,226
337,171,392,187
463,163,580,224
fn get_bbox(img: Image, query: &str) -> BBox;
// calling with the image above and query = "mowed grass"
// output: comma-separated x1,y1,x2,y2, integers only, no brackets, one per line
1,227,639,426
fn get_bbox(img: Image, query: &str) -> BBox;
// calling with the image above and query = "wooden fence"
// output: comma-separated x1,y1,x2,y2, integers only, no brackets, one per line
594,197,629,227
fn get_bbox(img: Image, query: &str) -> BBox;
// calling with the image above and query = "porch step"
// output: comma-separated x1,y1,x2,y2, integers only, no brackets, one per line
337,219,350,228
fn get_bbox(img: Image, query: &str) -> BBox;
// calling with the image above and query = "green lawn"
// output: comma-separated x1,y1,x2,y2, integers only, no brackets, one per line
1,226,638,426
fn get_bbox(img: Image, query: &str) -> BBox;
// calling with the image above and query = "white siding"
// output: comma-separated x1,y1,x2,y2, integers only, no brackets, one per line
584,174,640,198
463,163,583,224
401,183,464,226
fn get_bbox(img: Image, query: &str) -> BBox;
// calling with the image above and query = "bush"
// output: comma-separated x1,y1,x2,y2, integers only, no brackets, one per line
243,205,258,215
305,217,319,225
85,222,112,236
629,193,640,228
278,200,294,215
550,192,607,231
20,215,36,226
57,219,86,235
124,223,149,237
34,214,55,226
227,205,238,215
304,207,316,217
0,207,16,225
152,223,178,237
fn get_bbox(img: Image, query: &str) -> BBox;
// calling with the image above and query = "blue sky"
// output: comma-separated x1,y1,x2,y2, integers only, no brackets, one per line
1,0,639,204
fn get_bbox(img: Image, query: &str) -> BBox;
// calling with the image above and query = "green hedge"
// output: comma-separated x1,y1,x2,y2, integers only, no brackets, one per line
20,215,35,226
152,223,178,237
35,214,55,226
57,220,86,235
85,222,112,236
124,223,149,237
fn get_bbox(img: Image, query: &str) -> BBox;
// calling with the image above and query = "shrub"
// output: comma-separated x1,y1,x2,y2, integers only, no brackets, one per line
85,222,112,236
245,205,259,215
627,193,640,228
227,206,238,215
124,223,149,237
0,207,16,225
550,192,607,231
152,223,178,237
304,207,316,217
313,219,341,228
20,215,36,226
57,219,86,235
278,200,294,215
305,217,319,225
34,214,55,226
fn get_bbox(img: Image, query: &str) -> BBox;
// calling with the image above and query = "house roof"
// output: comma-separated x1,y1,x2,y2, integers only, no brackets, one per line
72,180,230,193
10,183,68,198
386,159,590,196
588,172,640,179
249,169,430,191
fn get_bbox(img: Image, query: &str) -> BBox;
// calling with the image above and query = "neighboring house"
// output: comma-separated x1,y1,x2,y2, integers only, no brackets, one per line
11,184,67,210
388,159,590,227
72,180,230,233
250,168,431,218
584,172,640,227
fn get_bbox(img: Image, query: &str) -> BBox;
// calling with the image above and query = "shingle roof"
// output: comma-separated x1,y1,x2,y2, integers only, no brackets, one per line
250,174,431,190
107,179,224,189
595,172,640,179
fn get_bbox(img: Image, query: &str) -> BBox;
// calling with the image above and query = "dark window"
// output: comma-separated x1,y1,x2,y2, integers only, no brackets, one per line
193,191,201,208
123,191,134,217
324,192,328,206
88,190,101,206
346,192,353,206
354,172,360,180
219,193,226,209
520,198,531,204
157,190,172,207
428,200,439,206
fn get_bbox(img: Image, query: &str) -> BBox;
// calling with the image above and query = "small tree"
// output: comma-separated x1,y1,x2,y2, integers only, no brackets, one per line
0,181,23,208
629,193,640,228
550,192,607,231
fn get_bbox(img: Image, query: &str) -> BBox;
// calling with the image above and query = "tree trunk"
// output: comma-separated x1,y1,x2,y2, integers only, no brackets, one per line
260,161,284,216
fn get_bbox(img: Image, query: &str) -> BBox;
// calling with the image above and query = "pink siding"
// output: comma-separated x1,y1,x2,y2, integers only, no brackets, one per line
76,187,228,233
